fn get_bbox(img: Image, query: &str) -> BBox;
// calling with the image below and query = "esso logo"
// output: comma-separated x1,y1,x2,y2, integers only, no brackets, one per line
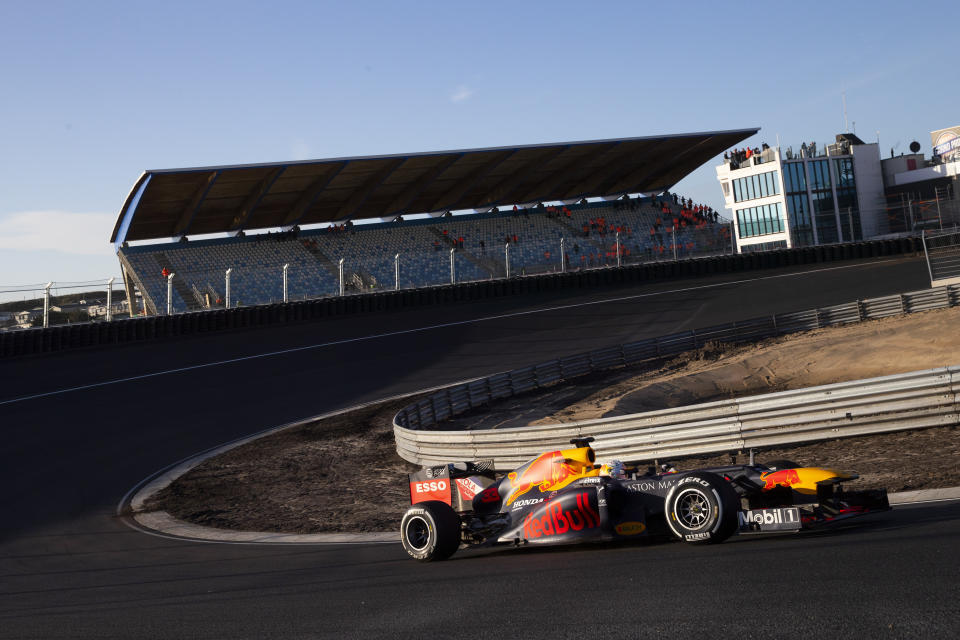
415,480,448,493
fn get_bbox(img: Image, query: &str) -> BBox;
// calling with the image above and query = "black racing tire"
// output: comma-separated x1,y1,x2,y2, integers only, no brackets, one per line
765,459,800,470
400,501,461,561
664,472,739,544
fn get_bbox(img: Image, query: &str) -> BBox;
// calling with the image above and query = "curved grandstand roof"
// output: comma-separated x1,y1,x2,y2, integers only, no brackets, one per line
111,128,758,243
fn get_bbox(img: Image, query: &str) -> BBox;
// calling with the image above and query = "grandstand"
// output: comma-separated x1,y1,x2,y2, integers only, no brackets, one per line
112,131,757,314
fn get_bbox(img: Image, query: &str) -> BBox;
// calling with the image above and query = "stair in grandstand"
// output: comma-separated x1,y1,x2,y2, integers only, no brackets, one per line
204,283,222,305
544,214,605,252
152,253,203,311
477,255,505,278
191,283,213,308
301,242,367,289
117,250,158,315
354,270,379,290
427,228,496,277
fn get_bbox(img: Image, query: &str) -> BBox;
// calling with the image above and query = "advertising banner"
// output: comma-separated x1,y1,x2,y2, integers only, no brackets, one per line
931,126,960,160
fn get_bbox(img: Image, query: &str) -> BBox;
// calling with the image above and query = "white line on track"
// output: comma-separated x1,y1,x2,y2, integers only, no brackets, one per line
893,497,960,505
0,259,901,406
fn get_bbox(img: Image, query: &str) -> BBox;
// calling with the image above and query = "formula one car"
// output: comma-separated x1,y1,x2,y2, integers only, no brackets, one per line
399,437,889,561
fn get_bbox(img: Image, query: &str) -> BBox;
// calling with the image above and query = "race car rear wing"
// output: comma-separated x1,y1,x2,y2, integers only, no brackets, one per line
409,461,496,510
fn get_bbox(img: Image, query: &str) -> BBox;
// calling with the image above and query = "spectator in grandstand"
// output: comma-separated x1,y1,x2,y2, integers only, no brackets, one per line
161,267,170,278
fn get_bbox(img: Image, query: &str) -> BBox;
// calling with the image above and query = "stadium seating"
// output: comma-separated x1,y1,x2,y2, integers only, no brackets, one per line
119,195,729,314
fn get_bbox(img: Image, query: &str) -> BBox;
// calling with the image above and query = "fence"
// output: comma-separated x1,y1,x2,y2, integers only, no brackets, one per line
0,236,923,358
923,229,960,286
393,283,960,468
120,224,732,316
0,278,127,330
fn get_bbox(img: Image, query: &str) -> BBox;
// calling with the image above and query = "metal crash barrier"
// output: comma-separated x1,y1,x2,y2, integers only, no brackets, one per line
394,284,960,468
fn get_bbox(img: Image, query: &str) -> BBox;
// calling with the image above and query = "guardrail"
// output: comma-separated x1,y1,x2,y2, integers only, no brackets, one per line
394,283,960,468
0,236,921,358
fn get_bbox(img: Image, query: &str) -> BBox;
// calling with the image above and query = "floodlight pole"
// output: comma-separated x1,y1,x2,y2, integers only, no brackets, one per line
560,237,566,273
166,273,175,315
43,282,52,328
450,247,456,284
394,253,400,290
615,232,621,268
338,259,345,296
225,268,232,309
504,244,511,278
106,277,115,321
282,263,289,303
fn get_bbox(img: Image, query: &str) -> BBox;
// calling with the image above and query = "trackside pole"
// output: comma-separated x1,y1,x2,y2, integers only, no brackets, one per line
166,273,175,315
560,237,566,272
450,247,456,284
282,263,289,303
504,243,510,278
615,232,621,267
225,268,232,309
936,191,943,230
43,282,52,328
394,253,400,290
338,258,345,296
921,231,934,285
106,277,115,321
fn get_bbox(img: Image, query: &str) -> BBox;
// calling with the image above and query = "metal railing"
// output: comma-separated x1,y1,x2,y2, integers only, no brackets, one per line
394,283,960,468
923,228,960,285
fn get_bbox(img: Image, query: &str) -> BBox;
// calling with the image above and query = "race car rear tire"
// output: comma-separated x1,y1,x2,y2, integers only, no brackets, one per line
765,459,800,470
664,472,739,544
400,501,461,561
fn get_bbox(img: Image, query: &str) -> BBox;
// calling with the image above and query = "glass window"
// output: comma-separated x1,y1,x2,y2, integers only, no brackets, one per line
733,179,740,202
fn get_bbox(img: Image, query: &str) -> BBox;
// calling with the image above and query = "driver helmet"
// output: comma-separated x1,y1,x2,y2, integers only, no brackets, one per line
600,459,626,479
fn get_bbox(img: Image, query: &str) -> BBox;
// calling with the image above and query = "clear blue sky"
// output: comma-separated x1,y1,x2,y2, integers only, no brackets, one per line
1,0,957,295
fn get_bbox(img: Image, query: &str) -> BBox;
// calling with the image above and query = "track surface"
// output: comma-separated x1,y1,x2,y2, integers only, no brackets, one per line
2,257,958,638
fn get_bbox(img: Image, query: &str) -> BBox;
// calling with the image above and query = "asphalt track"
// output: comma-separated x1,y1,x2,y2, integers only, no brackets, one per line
2,256,959,638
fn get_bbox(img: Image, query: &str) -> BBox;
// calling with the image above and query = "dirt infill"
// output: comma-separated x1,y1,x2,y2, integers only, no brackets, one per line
143,400,420,533
143,306,960,533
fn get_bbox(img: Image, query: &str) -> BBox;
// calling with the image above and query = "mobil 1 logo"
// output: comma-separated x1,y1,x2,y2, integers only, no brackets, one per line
738,507,801,532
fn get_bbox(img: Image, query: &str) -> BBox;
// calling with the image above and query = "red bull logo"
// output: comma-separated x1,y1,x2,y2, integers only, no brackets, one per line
761,469,802,491
522,492,599,539
505,451,582,506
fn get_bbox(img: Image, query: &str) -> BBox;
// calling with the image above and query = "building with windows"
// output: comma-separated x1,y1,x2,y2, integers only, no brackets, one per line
716,134,885,253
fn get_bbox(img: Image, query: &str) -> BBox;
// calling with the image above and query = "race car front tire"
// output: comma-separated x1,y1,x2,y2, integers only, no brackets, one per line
400,501,461,561
664,472,739,544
